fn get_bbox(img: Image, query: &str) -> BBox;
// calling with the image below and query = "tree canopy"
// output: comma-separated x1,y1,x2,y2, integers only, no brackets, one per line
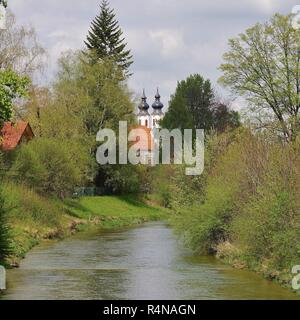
85,0,133,76
0,12,46,77
161,74,239,132
219,13,300,142
0,69,30,122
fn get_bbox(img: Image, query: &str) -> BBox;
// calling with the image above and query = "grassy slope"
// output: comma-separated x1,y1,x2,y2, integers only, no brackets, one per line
64,195,166,229
4,184,166,266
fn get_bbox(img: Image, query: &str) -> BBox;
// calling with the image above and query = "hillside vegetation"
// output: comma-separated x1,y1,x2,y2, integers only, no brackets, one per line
0,182,165,266
168,129,300,287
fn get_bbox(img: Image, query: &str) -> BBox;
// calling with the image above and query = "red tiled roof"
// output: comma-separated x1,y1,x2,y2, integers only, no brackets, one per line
0,121,33,151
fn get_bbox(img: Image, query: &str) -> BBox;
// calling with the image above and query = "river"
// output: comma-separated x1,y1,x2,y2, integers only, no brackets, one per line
2,222,297,300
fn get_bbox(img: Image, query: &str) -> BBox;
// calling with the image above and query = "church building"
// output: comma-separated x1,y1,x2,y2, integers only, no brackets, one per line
137,88,164,130
133,89,165,165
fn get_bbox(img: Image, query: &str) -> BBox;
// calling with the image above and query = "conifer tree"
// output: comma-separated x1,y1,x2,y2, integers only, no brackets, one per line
85,0,133,76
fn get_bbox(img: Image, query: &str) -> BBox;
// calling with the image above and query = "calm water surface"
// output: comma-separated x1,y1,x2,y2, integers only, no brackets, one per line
2,222,297,300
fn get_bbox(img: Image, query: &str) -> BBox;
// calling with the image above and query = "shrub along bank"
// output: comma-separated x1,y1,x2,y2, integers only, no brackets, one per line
169,129,300,290
0,182,166,267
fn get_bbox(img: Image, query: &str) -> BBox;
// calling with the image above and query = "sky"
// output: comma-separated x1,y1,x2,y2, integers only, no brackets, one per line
8,0,300,109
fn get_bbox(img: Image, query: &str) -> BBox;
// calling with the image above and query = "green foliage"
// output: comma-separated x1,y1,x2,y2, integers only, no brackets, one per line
174,131,245,252
2,183,63,228
96,164,140,194
64,195,165,229
24,51,137,196
172,129,300,281
54,51,134,136
1,183,69,261
161,74,240,133
0,69,30,122
51,51,136,192
162,74,213,131
0,187,11,265
148,165,175,208
85,0,133,76
0,151,6,179
219,13,300,141
212,103,240,133
10,138,89,198
232,141,300,271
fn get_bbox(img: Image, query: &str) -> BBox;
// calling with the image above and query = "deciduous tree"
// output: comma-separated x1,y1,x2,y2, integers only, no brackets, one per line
0,69,30,122
219,14,300,141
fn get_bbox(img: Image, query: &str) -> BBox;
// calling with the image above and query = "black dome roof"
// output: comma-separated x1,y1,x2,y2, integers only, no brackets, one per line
152,88,164,110
138,89,150,115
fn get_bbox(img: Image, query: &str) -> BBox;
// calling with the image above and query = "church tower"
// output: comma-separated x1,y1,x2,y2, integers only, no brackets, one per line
135,88,165,165
137,89,150,128
151,88,164,128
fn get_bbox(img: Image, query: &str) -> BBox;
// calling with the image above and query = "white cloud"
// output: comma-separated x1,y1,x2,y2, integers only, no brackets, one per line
8,0,300,106
149,29,185,57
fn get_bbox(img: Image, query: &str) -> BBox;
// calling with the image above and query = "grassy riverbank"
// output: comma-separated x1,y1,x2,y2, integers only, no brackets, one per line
3,183,166,267
64,195,165,229
167,130,300,294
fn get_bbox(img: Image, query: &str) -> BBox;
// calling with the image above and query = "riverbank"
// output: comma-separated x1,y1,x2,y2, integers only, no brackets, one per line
164,130,300,296
3,222,297,300
4,185,166,267
170,215,299,296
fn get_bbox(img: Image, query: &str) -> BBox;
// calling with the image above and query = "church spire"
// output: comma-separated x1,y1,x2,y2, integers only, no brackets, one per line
155,88,160,99
142,88,147,99
152,88,164,114
138,89,150,115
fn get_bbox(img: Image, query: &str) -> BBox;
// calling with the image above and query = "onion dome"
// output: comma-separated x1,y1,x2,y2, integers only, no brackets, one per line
138,89,150,115
152,88,164,114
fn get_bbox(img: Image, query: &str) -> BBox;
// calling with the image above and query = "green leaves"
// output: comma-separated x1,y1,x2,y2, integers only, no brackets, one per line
161,73,239,133
0,69,30,122
9,138,88,199
219,13,300,141
0,187,11,265
85,0,133,76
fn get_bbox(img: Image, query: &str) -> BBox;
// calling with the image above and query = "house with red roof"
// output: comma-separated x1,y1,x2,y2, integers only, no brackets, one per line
0,121,34,151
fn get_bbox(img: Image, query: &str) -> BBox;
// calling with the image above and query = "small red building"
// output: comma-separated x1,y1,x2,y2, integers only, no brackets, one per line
0,121,34,151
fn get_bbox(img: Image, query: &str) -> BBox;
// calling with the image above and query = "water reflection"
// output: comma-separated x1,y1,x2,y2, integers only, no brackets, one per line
2,222,297,300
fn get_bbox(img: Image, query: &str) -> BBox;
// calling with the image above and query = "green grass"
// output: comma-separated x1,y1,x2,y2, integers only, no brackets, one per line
64,195,166,229
2,184,167,266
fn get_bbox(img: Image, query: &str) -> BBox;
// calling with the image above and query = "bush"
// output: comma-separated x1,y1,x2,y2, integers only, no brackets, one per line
0,182,67,261
2,183,63,228
232,141,300,271
0,187,11,265
173,129,300,279
10,138,88,198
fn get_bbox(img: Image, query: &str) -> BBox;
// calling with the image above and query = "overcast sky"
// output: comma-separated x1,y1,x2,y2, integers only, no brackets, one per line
9,0,300,108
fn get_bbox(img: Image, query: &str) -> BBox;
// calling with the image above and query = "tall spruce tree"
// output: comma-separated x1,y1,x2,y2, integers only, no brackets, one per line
85,0,133,76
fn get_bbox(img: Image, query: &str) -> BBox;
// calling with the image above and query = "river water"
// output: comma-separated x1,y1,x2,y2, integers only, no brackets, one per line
2,222,297,300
